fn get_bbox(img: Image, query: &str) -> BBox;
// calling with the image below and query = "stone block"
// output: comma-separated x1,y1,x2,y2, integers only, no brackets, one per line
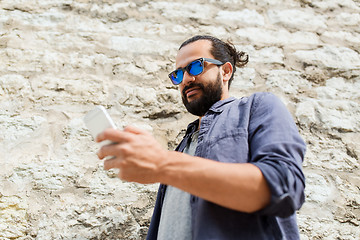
216,9,265,26
236,28,320,46
291,45,360,70
267,9,327,31
265,70,310,94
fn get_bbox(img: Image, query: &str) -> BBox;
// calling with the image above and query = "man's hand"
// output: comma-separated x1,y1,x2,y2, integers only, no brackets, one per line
96,126,270,213
96,126,168,184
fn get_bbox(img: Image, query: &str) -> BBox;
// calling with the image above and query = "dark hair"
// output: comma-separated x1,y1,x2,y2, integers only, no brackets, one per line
179,35,248,89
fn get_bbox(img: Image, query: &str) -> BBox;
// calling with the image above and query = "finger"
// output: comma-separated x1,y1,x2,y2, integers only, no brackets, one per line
97,142,123,159
96,128,133,143
123,125,150,135
103,156,122,170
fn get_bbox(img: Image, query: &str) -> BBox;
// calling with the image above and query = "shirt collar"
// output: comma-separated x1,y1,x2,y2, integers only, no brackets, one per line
208,96,236,113
185,97,237,134
186,119,199,136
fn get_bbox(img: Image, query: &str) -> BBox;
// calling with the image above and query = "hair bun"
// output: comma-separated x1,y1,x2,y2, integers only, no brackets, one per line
235,51,249,67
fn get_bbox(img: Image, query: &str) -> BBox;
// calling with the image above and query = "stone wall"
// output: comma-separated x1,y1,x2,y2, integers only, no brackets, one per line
0,0,359,239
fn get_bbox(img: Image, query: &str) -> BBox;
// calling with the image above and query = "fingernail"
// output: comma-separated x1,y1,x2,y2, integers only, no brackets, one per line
95,134,102,142
96,150,102,159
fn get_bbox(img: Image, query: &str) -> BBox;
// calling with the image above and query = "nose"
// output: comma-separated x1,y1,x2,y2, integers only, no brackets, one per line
181,70,196,86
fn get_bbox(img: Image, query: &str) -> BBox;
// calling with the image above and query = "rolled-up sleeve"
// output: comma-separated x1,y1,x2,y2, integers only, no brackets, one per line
249,93,306,218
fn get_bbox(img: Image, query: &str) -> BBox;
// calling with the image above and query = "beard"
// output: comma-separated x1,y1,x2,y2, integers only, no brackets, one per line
181,73,223,116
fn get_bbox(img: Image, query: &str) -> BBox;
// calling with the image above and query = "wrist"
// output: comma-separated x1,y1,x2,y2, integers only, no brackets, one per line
156,150,180,185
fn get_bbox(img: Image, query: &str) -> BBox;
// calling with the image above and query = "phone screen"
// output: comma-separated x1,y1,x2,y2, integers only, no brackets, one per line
84,106,116,140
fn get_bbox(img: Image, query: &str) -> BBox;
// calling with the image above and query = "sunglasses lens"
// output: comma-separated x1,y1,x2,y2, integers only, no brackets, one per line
188,60,203,76
170,70,183,85
169,59,205,85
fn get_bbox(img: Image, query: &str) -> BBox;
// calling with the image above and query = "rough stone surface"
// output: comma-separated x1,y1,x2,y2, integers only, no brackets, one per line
0,0,359,239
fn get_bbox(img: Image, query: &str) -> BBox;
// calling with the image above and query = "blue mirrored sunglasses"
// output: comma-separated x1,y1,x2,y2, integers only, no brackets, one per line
168,58,224,85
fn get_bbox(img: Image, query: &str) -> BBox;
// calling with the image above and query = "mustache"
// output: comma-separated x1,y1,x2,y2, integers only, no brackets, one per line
182,82,204,96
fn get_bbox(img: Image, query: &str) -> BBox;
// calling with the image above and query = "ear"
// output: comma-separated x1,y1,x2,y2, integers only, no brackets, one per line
221,62,233,84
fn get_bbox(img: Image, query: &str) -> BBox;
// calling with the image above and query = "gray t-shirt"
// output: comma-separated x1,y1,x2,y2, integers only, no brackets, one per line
157,130,199,240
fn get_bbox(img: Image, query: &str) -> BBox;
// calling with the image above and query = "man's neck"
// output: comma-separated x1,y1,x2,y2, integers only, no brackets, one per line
198,117,202,130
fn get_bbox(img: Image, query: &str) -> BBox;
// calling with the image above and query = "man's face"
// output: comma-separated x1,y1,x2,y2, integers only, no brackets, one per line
181,72,223,116
175,40,227,116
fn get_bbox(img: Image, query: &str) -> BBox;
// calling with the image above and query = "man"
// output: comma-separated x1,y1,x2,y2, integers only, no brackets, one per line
97,35,306,239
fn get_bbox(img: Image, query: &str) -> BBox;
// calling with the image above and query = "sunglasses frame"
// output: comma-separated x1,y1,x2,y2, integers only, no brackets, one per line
168,57,224,85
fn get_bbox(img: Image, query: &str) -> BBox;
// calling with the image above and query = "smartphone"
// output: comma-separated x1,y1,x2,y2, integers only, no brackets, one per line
83,106,116,141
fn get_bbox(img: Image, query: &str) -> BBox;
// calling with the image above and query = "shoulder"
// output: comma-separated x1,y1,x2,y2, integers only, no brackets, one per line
246,93,297,129
230,92,282,110
249,92,280,105
235,92,292,122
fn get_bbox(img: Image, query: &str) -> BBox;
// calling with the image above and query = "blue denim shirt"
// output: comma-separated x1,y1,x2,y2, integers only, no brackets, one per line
147,92,306,240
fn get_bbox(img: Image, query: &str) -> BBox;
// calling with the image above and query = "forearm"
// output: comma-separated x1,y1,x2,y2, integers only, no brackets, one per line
157,151,271,213
96,127,271,213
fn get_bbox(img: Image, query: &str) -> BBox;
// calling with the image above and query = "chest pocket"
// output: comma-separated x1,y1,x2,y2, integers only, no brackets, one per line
197,128,249,163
